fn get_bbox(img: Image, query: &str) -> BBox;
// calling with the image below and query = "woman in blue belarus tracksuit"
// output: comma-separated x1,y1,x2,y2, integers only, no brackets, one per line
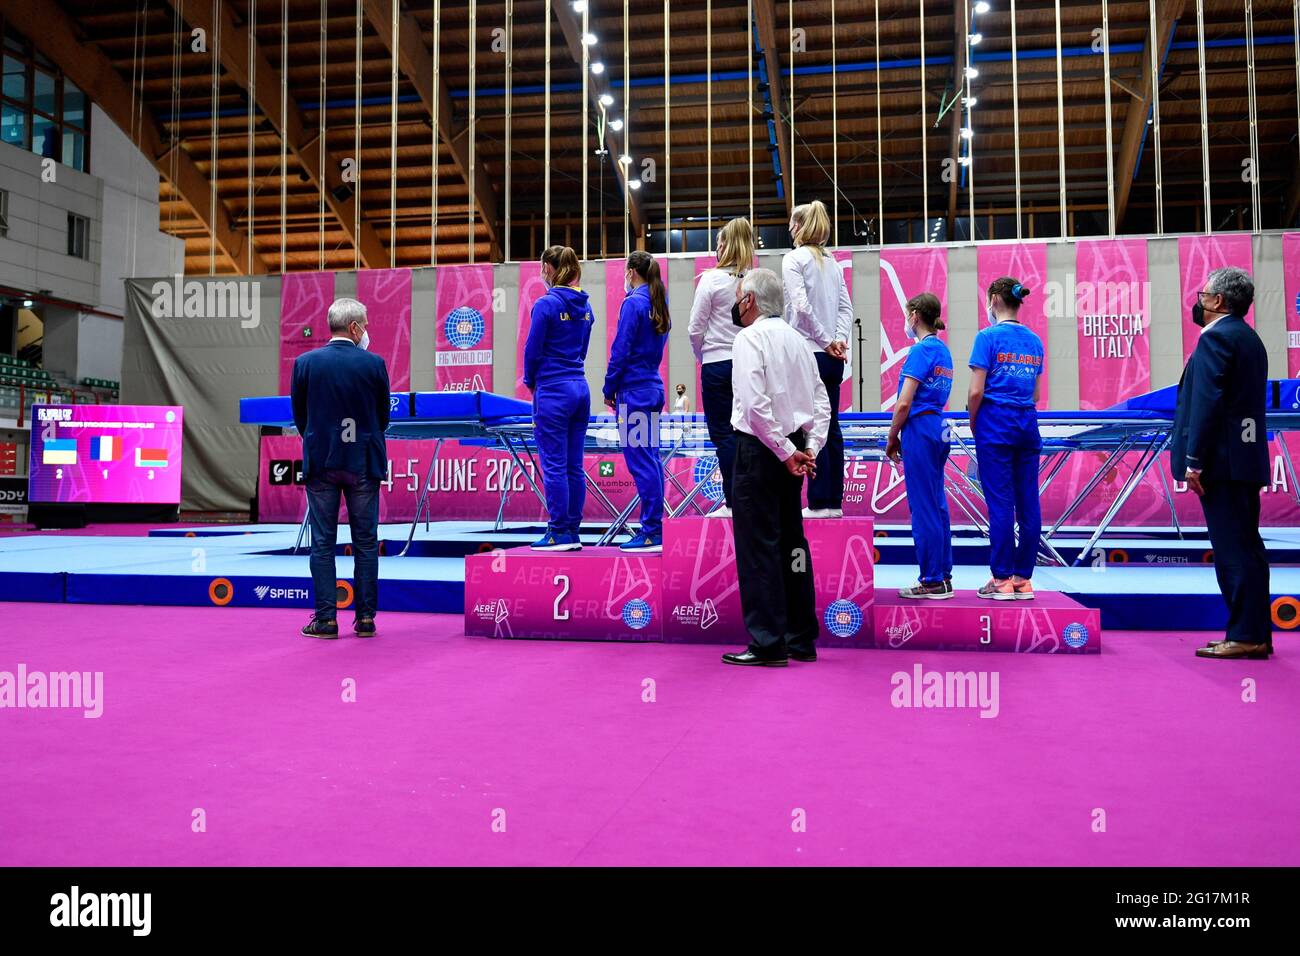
884,292,955,599
523,245,595,551
603,250,670,552
968,276,1045,600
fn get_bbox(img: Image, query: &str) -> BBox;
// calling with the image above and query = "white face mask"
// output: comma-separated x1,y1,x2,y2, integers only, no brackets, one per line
986,306,998,326
625,274,634,295
357,329,370,351
904,318,919,342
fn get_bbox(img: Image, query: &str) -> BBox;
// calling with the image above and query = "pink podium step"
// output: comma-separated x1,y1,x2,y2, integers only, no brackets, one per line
872,590,1101,654
660,516,876,648
464,547,661,641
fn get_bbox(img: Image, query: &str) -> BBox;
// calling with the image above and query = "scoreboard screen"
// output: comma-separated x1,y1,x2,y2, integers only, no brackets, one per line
27,405,184,505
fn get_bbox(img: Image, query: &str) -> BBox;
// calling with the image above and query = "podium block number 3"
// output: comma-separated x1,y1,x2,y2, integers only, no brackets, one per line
553,574,571,621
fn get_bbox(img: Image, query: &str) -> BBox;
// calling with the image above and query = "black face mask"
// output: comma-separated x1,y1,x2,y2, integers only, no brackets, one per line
1191,301,1206,328
731,299,745,327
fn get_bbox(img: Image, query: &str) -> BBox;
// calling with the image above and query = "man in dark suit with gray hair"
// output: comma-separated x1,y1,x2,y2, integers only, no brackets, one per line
291,297,390,639
1171,267,1272,660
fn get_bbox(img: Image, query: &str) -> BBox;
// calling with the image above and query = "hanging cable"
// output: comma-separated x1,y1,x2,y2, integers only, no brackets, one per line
248,0,258,273
320,0,327,269
390,0,399,268
281,0,288,273
432,0,440,265
355,0,363,269
469,0,477,263
212,0,222,275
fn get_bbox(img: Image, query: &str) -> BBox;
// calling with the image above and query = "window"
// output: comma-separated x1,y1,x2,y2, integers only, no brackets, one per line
0,189,9,238
67,212,88,259
0,17,89,172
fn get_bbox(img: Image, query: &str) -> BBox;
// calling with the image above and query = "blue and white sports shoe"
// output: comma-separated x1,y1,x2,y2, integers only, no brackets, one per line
531,531,582,551
620,532,663,553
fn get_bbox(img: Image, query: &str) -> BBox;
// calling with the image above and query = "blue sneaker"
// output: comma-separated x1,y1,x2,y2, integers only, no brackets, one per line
531,531,582,551
620,532,663,553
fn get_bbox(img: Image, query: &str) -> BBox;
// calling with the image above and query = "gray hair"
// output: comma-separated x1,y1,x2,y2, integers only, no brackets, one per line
1205,267,1254,317
740,268,784,319
327,297,367,333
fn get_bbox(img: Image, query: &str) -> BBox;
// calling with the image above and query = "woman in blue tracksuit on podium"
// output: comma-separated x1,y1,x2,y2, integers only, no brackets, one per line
884,292,955,599
968,276,1045,600
523,245,595,551
604,250,670,553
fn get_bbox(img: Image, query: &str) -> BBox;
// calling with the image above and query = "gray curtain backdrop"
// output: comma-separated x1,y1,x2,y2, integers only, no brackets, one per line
122,277,281,512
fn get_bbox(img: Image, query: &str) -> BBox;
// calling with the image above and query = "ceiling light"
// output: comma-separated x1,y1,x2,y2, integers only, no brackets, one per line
969,33,983,46
581,32,598,46
572,1,587,11
618,154,633,166
599,93,615,107
975,2,991,14
960,127,973,139
628,179,642,190
958,155,971,166
591,61,605,75
609,118,624,131
965,66,979,79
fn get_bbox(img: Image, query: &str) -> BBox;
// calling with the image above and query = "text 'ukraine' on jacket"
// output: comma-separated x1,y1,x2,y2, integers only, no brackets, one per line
523,284,595,390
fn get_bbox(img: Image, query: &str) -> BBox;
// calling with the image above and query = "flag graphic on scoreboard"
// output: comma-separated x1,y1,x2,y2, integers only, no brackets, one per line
135,447,169,468
42,438,77,465
90,436,121,461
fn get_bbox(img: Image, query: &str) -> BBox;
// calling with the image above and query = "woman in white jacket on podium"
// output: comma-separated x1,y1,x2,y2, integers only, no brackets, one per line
782,200,853,518
687,217,756,517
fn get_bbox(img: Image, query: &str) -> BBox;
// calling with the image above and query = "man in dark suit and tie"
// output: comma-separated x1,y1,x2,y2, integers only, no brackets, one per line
291,298,391,639
1170,267,1272,660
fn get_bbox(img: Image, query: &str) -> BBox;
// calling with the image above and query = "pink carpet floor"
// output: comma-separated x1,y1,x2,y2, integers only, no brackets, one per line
1,602,1296,866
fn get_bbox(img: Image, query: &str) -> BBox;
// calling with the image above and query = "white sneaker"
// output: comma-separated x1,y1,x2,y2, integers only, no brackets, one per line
707,505,732,518
802,507,844,518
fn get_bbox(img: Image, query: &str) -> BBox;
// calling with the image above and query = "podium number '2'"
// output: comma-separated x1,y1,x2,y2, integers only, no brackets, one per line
553,574,570,621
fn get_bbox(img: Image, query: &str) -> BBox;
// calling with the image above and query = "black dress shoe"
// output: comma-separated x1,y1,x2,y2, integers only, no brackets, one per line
301,616,339,639
788,648,817,663
722,650,788,667
355,618,376,638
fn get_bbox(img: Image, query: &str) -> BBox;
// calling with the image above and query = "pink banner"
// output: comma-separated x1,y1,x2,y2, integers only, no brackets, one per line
1281,234,1300,376
879,247,948,410
257,436,1300,531
258,434,705,525
515,260,548,399
1074,239,1149,410
1178,234,1254,362
604,257,669,399
978,242,1049,409
434,263,494,391
278,272,336,393
355,269,412,389
833,249,854,412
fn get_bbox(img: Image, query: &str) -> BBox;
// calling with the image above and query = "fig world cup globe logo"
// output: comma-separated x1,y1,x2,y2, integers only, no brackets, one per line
622,598,653,631
446,306,486,350
823,600,863,639
693,455,724,504
1062,622,1089,649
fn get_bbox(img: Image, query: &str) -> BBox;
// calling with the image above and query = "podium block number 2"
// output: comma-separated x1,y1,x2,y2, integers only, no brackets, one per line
553,574,571,621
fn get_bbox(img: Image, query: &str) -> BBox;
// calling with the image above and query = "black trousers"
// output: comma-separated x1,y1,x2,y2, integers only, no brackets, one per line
700,360,737,507
1199,479,1272,646
731,431,819,658
807,351,845,509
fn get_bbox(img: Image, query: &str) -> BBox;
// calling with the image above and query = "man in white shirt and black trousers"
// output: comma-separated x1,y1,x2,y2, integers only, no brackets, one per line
723,268,832,667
